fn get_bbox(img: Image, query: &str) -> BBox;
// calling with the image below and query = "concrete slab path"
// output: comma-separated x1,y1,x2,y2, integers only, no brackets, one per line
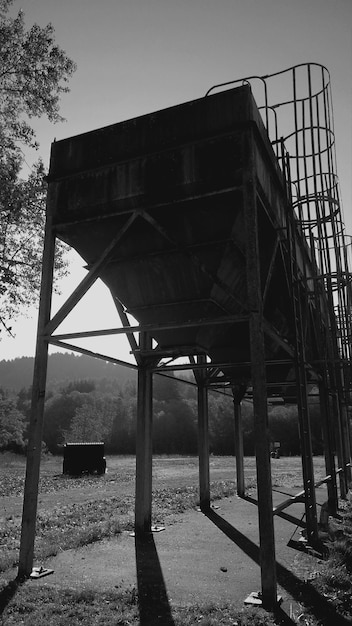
32,490,326,614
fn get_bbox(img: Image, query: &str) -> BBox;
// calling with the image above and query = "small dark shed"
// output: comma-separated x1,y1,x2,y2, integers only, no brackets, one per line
63,442,106,475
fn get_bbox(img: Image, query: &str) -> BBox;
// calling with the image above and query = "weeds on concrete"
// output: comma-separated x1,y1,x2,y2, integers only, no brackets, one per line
311,494,352,621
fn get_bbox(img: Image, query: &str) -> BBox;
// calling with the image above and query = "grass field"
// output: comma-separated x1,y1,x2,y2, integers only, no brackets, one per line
0,453,351,625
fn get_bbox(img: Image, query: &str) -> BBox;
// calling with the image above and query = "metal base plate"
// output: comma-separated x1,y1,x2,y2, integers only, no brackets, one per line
129,525,166,537
151,525,165,533
244,591,282,606
30,567,54,579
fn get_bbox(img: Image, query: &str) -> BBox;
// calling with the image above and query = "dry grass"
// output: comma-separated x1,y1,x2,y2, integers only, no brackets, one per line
311,494,352,620
0,455,350,625
0,477,238,573
0,583,279,625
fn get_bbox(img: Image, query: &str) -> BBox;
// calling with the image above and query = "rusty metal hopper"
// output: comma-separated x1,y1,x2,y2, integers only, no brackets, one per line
47,85,319,388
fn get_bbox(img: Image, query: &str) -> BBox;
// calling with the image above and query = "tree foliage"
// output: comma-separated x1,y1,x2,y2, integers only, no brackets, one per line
43,388,90,452
66,394,117,444
0,0,76,334
153,374,197,454
0,389,25,451
0,371,328,457
41,377,325,456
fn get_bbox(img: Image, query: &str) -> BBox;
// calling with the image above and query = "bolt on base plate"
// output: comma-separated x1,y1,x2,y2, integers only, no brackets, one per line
244,591,282,606
30,566,54,579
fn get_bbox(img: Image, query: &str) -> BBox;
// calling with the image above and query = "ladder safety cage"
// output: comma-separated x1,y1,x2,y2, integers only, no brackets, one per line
207,61,352,518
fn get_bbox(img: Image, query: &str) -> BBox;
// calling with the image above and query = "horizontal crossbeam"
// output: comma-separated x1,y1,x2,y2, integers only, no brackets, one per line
47,314,250,341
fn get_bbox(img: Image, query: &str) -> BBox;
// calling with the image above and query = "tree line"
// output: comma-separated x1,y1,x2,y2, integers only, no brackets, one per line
0,373,326,456
0,353,135,392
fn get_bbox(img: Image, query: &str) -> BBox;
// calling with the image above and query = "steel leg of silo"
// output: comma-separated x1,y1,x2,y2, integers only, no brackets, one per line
319,382,338,515
341,403,352,488
135,334,153,534
233,402,245,497
18,215,56,580
243,133,277,609
332,393,347,499
296,379,319,544
250,312,277,609
198,357,210,511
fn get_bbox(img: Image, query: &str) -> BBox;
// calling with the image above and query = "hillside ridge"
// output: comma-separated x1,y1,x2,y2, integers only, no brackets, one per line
0,352,135,391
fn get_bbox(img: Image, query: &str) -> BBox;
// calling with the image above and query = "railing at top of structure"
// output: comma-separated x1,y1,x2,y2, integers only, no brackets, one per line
206,63,352,398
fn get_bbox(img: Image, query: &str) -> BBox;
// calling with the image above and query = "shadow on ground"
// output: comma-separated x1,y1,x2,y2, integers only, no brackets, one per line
243,492,307,529
205,508,351,626
135,533,175,626
1,507,350,626
0,578,21,615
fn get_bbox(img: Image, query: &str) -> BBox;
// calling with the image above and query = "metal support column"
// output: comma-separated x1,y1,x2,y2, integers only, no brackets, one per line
327,274,349,499
332,392,347,499
318,382,338,515
18,212,56,579
233,401,245,497
295,372,319,543
340,403,352,488
135,332,153,533
285,194,319,543
250,312,277,608
244,129,277,609
197,355,210,511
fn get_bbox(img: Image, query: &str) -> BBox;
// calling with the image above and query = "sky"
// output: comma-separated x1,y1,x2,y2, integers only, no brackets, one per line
2,0,352,362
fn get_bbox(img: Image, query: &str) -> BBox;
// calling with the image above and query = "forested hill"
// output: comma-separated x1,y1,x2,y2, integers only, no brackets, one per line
0,353,136,392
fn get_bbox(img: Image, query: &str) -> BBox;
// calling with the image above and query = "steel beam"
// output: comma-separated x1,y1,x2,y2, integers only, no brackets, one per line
48,314,249,342
295,372,319,543
332,392,347,499
233,401,245,497
318,382,338,515
286,194,319,544
340,403,352,488
244,128,277,609
48,338,138,370
197,355,210,511
45,213,137,336
135,333,154,533
18,210,56,579
111,294,141,366
249,311,278,608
